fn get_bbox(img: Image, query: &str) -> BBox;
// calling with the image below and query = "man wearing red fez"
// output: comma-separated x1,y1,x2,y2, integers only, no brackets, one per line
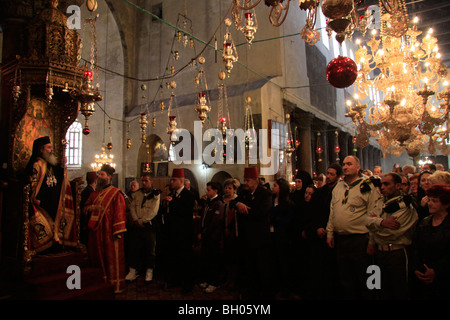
25,136,77,253
230,166,273,299
84,164,127,293
161,167,195,294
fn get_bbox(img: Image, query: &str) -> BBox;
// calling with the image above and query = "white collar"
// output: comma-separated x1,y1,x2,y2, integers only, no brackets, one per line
176,186,184,195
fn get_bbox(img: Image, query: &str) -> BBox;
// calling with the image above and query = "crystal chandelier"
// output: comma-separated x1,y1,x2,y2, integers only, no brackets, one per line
346,0,450,158
90,144,116,171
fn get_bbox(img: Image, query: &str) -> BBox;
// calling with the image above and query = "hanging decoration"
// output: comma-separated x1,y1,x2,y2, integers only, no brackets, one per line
194,57,211,122
143,143,152,174
139,84,149,143
167,116,177,138
195,92,211,123
126,124,132,150
316,132,323,162
241,12,258,45
323,0,369,45
326,55,358,88
222,18,238,77
299,0,321,45
139,112,148,143
244,96,256,164
232,2,258,45
346,0,450,157
232,0,291,27
285,113,296,157
91,116,116,172
217,76,232,161
166,79,179,142
72,15,102,135
334,130,340,161
106,119,113,151
90,144,116,171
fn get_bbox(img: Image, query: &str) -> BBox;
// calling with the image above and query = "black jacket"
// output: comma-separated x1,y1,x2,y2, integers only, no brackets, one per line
232,185,272,249
166,187,195,245
201,196,225,244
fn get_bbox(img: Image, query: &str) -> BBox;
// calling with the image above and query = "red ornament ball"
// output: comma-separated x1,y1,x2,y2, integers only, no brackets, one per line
83,128,90,135
326,56,358,88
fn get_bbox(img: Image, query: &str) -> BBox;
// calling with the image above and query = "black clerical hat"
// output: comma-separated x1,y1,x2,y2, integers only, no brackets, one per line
100,164,115,176
32,136,51,155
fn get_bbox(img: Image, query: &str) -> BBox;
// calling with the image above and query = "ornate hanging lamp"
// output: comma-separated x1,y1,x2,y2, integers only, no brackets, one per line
194,58,211,122
222,19,238,77
71,14,102,135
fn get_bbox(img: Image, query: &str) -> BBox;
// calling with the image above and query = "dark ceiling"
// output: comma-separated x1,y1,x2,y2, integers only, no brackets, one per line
355,0,450,68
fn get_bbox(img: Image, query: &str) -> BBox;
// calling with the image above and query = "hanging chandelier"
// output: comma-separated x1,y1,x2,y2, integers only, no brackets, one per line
90,144,116,171
346,0,450,158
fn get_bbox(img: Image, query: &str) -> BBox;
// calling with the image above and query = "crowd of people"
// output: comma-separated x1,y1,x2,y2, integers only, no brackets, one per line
26,136,450,299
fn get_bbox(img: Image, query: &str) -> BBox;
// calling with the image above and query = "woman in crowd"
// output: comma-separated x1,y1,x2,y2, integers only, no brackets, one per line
417,171,432,221
270,178,295,298
412,184,450,299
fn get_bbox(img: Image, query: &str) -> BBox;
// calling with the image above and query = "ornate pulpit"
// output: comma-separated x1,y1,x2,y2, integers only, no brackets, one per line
0,0,114,299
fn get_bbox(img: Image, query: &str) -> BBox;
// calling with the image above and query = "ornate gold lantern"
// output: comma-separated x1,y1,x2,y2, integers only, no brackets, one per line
195,92,211,122
139,112,148,143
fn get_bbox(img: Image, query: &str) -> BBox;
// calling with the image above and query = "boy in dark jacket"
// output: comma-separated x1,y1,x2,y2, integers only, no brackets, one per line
198,181,225,293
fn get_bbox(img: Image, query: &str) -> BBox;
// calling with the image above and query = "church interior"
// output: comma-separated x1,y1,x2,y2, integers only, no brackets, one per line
0,0,449,301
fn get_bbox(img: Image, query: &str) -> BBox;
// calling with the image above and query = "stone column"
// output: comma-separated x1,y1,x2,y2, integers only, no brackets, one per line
338,131,348,163
295,111,315,176
314,120,329,175
363,147,369,170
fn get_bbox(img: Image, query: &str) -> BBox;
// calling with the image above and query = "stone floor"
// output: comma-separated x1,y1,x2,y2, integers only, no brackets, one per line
115,278,241,300
114,277,303,301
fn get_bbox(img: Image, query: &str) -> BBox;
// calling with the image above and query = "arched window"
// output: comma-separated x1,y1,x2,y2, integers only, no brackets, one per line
65,121,83,167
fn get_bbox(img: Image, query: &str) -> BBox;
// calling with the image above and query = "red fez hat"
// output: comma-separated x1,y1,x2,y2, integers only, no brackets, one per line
171,168,185,178
244,167,258,179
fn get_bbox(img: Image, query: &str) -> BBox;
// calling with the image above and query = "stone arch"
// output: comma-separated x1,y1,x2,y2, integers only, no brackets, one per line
137,134,168,177
183,168,199,191
211,170,232,186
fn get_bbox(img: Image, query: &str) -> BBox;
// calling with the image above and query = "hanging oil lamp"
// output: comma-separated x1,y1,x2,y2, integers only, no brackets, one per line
139,112,148,143
316,132,323,162
334,131,340,161
167,115,177,136
175,30,182,42
223,42,237,76
242,12,257,44
74,70,102,134
222,19,238,76
194,92,210,122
